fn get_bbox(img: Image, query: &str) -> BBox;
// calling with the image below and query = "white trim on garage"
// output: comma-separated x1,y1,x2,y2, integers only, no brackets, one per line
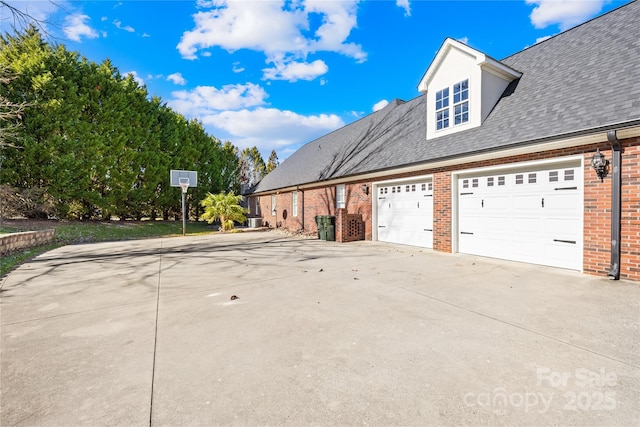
451,155,584,271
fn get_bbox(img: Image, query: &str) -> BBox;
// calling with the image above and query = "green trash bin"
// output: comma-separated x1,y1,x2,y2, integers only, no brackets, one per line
315,215,327,240
315,215,335,241
325,215,336,241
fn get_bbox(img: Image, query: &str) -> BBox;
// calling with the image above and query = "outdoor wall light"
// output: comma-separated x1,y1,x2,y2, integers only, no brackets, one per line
361,183,369,195
590,148,609,182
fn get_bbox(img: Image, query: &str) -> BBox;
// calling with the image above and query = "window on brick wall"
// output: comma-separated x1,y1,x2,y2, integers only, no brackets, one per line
292,191,298,217
271,195,276,216
255,198,260,215
336,184,346,209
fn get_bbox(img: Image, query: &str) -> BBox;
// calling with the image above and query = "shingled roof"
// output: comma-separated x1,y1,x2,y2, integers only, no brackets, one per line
253,1,640,194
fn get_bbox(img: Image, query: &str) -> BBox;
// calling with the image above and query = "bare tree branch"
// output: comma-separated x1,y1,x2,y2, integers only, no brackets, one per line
0,1,63,39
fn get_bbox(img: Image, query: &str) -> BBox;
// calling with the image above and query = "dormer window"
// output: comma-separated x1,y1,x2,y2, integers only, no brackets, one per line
419,38,522,140
435,79,469,131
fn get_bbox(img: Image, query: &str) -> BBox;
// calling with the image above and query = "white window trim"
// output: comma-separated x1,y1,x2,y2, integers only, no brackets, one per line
271,195,276,216
255,197,260,215
336,184,346,209
292,191,298,217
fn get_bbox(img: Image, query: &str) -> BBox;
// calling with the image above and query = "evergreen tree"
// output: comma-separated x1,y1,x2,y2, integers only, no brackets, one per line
266,149,279,173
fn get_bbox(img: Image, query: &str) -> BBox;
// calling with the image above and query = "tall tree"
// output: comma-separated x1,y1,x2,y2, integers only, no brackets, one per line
0,26,244,220
266,149,279,173
239,146,266,189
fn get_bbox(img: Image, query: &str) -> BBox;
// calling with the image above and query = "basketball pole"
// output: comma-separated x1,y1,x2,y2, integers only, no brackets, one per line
180,184,189,236
182,189,186,236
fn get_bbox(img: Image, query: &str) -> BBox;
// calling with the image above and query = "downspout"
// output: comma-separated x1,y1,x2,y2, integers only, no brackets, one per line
606,130,622,280
299,187,304,230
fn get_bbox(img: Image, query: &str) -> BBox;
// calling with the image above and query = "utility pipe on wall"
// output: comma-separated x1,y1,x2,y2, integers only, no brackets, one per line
606,130,622,280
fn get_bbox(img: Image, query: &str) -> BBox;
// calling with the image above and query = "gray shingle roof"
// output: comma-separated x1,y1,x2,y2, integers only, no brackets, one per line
253,1,640,194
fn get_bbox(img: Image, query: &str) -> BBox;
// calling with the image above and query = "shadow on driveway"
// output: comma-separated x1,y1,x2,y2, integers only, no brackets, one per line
1,231,638,425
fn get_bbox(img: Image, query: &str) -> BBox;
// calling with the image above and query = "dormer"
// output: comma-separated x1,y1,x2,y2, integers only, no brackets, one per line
418,38,522,140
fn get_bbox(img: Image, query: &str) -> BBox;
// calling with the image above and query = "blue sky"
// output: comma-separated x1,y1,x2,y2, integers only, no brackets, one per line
1,0,630,160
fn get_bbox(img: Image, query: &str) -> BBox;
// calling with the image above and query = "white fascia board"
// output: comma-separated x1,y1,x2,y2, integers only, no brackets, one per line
418,38,480,92
252,125,640,196
418,38,521,92
477,56,522,81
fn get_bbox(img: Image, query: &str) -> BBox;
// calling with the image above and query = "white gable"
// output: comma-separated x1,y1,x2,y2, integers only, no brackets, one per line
418,38,521,140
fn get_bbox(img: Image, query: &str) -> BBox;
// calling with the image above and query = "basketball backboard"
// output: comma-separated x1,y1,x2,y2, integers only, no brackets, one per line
170,170,198,188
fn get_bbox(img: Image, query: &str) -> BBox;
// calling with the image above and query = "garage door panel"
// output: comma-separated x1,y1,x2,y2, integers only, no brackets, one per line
545,193,580,211
512,194,541,210
484,195,511,210
512,216,543,230
458,162,582,271
459,197,483,213
544,218,580,237
542,242,580,270
377,180,433,249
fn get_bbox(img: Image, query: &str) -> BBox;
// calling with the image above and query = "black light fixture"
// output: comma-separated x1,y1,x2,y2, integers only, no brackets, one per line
590,148,609,182
361,183,369,195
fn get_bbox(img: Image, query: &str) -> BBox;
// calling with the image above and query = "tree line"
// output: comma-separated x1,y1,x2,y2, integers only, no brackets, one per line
0,27,277,220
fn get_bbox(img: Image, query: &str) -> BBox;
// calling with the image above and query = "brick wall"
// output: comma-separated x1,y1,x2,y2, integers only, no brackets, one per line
253,136,640,281
0,229,55,255
584,139,640,280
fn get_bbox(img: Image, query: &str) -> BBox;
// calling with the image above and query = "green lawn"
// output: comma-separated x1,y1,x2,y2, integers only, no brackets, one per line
0,220,216,277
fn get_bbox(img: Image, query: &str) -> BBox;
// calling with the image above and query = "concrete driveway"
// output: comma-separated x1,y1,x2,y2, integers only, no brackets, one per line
1,231,638,426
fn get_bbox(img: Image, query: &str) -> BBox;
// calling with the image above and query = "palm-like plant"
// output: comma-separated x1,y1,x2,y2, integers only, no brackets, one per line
199,192,247,231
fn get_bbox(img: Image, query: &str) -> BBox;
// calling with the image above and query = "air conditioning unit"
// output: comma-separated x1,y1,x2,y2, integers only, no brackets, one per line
248,218,262,228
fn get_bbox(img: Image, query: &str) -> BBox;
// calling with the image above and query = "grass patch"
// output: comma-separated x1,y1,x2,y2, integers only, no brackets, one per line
0,220,216,277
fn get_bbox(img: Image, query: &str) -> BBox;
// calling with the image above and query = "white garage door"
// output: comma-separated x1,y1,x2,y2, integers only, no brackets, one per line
377,180,433,248
457,162,582,270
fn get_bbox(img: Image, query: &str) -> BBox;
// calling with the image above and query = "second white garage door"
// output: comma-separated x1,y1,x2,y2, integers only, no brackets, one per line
457,161,582,270
377,180,433,248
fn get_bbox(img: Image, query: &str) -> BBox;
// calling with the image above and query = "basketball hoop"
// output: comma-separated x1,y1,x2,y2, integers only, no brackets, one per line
179,178,190,194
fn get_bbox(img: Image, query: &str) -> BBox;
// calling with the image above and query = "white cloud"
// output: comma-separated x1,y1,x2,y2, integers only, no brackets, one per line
177,0,365,81
63,13,99,42
168,83,269,116
201,107,344,152
124,71,144,86
262,59,328,82
113,19,134,32
232,62,245,73
372,99,389,112
457,36,469,45
535,35,552,44
167,72,187,85
396,0,411,17
526,0,606,31
167,81,344,155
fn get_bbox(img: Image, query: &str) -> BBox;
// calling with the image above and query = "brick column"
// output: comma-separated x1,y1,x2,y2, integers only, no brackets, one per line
335,208,347,242
433,171,452,252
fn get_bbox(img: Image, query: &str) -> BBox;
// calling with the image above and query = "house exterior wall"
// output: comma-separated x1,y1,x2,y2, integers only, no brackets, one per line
254,136,640,281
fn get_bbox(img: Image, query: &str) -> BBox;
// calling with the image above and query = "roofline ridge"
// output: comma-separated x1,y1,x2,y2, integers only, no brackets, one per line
501,0,636,61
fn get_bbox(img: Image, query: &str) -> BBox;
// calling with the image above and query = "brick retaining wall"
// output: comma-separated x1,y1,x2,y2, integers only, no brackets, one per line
0,229,55,255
